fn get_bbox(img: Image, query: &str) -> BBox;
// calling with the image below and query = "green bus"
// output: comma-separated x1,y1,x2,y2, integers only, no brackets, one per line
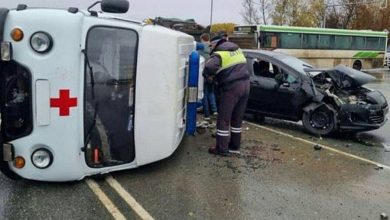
232,25,388,70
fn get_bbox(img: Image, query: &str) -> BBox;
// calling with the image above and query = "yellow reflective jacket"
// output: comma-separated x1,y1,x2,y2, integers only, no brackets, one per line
214,49,247,74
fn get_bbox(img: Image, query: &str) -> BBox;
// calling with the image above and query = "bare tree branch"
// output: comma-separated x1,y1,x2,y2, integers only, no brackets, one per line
241,0,261,24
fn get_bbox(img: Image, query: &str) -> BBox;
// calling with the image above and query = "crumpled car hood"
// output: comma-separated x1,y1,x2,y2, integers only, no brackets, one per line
323,65,376,89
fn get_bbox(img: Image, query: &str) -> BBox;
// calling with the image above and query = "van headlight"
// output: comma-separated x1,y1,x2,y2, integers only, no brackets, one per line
30,32,53,53
31,148,53,169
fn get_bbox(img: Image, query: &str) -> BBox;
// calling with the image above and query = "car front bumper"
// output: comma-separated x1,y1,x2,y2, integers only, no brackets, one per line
339,103,388,132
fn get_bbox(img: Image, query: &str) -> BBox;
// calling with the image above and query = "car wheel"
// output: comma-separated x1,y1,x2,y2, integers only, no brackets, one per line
352,60,362,71
302,105,336,136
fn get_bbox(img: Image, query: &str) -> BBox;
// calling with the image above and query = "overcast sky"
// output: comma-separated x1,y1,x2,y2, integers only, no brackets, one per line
0,0,244,26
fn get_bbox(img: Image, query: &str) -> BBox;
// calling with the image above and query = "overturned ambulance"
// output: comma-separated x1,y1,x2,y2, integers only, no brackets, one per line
0,1,202,181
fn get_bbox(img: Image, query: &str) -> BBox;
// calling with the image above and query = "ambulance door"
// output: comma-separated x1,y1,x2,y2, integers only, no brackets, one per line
83,26,137,167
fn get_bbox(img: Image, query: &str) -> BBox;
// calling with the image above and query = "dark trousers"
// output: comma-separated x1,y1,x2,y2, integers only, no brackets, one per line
202,82,218,118
216,80,250,153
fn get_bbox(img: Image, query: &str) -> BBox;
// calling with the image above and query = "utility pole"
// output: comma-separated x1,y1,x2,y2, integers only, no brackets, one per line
210,0,214,33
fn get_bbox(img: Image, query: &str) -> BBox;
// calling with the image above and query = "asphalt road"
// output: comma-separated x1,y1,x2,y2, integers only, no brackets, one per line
1,72,390,219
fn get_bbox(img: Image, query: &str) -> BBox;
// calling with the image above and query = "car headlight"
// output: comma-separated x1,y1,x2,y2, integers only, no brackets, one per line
30,32,53,53
31,148,53,169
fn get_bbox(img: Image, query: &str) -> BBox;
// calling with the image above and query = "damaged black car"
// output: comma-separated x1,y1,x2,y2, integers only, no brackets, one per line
244,50,389,136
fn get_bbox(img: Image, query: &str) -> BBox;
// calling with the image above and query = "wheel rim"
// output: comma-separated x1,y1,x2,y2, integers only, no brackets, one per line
353,61,362,70
310,110,331,129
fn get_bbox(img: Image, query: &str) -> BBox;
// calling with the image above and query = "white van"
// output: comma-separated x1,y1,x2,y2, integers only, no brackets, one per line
0,1,200,181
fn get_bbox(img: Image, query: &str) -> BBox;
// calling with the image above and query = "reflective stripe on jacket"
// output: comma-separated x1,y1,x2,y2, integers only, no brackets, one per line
214,49,247,74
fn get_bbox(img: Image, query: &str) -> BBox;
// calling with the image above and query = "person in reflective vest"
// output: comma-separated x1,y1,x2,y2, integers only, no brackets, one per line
203,35,250,156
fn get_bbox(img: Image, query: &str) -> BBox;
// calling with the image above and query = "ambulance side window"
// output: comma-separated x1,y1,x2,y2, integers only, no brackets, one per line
84,27,138,165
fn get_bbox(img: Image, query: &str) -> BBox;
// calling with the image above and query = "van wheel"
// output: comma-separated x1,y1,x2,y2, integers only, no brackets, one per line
0,162,21,180
353,60,362,71
302,105,336,136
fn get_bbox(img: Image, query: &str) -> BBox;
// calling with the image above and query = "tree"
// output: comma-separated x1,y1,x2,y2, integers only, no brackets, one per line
272,0,325,27
324,0,390,30
352,3,390,31
211,23,236,34
308,0,326,27
241,0,274,25
241,0,261,24
324,0,371,29
272,0,289,25
257,0,274,25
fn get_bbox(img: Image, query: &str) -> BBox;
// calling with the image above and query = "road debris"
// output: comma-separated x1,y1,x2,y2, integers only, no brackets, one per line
355,137,375,147
383,143,390,152
271,144,281,151
380,212,388,220
375,165,384,170
314,144,322,151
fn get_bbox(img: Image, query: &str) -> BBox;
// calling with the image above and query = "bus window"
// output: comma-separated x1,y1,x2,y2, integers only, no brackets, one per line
260,32,278,48
318,34,332,49
379,37,386,50
271,36,278,48
366,37,380,50
302,34,317,49
252,25,387,69
280,33,301,49
234,25,256,34
334,36,351,49
351,36,365,50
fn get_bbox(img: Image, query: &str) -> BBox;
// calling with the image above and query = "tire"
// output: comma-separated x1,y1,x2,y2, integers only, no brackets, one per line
302,105,336,136
352,60,362,71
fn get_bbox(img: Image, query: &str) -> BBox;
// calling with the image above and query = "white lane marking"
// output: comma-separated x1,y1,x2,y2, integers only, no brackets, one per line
106,175,155,220
85,179,127,220
246,122,390,170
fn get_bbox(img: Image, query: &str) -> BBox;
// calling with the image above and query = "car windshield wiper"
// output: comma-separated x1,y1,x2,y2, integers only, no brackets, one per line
82,49,95,99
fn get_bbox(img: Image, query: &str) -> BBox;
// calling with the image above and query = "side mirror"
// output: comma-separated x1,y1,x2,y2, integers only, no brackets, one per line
101,0,129,13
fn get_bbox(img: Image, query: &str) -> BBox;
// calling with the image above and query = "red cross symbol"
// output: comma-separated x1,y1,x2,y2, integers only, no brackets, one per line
50,89,78,116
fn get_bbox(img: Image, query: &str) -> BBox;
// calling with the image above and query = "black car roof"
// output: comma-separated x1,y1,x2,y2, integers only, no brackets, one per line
242,49,293,60
243,49,315,74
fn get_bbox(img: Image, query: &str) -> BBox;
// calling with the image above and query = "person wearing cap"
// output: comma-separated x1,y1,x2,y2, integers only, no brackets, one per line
203,35,250,156
198,33,218,123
